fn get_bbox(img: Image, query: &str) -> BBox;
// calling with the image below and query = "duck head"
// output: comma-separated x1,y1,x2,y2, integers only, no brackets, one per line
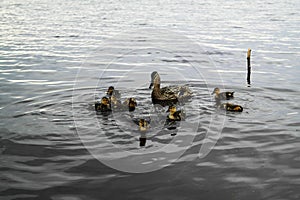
168,105,177,115
211,87,220,95
149,71,160,89
106,86,115,96
101,97,110,106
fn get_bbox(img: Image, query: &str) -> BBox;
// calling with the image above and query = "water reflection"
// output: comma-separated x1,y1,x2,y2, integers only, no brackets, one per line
1,0,299,197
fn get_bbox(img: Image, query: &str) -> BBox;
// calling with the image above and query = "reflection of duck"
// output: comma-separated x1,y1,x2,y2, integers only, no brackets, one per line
211,87,234,100
95,97,111,112
149,71,192,106
219,102,243,112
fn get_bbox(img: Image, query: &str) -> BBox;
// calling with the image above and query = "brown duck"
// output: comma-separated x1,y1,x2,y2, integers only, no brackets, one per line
211,87,234,100
219,102,243,112
149,71,192,106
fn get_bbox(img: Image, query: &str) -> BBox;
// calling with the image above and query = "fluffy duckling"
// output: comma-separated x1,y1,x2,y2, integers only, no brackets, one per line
211,87,234,100
219,103,243,112
149,71,192,106
123,98,137,112
106,86,121,98
138,118,150,131
138,119,149,146
164,105,184,131
109,95,122,109
167,105,184,121
109,96,137,112
95,97,111,112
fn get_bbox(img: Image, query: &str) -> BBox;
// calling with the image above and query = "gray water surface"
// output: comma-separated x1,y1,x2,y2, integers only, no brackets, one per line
1,0,300,199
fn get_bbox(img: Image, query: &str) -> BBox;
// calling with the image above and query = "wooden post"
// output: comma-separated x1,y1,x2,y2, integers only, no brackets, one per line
247,49,251,85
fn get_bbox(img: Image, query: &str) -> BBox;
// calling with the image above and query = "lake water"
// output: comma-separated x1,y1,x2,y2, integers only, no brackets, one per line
1,0,299,199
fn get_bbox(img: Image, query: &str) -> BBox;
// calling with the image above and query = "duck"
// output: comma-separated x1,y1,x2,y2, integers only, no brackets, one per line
219,102,243,112
149,71,192,106
106,86,121,98
139,118,150,146
109,95,122,109
167,105,184,121
138,118,150,131
95,97,112,112
164,105,184,131
211,87,234,100
110,96,137,112
123,97,137,112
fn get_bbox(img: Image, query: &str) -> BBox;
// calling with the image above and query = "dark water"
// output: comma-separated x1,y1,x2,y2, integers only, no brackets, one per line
1,0,300,199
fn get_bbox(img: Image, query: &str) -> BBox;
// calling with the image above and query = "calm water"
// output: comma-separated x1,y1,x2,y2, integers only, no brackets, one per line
1,0,300,199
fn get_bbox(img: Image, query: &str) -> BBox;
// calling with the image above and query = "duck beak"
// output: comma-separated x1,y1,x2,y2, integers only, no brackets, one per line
211,91,215,95
149,83,153,89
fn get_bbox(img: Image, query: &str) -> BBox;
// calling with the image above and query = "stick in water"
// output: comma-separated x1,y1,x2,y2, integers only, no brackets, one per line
247,48,251,85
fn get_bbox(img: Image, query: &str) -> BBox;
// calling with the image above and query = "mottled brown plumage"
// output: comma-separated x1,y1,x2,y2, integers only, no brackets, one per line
149,71,192,106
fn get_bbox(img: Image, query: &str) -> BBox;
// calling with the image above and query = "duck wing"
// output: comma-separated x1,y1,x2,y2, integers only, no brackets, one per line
161,85,192,99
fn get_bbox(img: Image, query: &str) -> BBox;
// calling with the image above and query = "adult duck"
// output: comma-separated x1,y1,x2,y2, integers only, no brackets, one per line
149,71,192,106
219,102,243,112
211,87,234,100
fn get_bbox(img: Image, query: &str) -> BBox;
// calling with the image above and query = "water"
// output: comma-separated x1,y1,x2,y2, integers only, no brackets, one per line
1,0,299,199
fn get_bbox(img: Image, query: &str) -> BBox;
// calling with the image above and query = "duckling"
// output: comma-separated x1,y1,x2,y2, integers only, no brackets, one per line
109,95,122,109
123,97,137,112
219,102,243,112
106,86,121,98
149,71,192,106
95,97,112,112
164,105,184,131
167,105,184,121
211,87,234,100
138,118,150,131
138,118,150,146
109,96,137,112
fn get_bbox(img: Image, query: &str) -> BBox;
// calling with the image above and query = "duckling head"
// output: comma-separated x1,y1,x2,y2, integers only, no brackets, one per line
211,87,220,95
101,97,110,106
128,98,137,112
168,105,177,115
149,71,160,89
106,86,115,96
